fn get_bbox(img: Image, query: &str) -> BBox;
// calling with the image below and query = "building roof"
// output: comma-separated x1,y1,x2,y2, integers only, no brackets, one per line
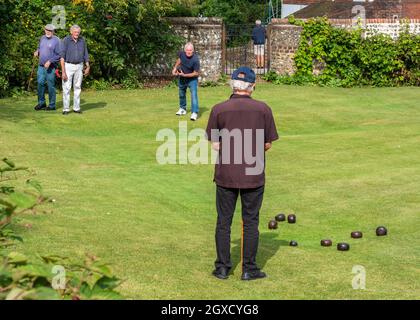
287,0,420,19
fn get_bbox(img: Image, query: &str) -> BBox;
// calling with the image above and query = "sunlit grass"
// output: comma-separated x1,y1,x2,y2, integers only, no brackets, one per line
1,83,419,299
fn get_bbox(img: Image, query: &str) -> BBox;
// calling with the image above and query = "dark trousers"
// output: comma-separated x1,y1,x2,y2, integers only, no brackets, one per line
37,66,56,108
215,185,265,273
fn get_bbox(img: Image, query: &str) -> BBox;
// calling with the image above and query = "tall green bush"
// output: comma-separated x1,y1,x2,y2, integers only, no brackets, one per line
1,0,183,97
167,0,268,25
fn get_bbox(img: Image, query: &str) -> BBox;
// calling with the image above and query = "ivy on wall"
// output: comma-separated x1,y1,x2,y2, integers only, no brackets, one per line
265,17,420,87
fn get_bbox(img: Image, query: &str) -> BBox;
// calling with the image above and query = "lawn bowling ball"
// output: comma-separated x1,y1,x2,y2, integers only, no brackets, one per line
337,243,350,251
376,226,388,236
321,239,332,247
275,213,286,222
268,220,278,230
287,214,296,224
351,231,363,239
289,241,298,247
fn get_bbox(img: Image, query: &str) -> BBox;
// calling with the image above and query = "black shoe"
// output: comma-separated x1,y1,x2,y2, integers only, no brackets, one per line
73,110,83,114
241,270,267,281
212,267,230,280
34,104,47,111
62,111,69,115
46,107,56,111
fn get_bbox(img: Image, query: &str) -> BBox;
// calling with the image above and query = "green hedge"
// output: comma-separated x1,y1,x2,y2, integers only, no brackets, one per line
264,17,420,87
0,0,183,97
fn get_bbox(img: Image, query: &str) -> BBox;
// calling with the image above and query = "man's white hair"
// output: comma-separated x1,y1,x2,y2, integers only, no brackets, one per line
230,79,255,93
256,20,262,25
184,42,194,51
70,25,81,32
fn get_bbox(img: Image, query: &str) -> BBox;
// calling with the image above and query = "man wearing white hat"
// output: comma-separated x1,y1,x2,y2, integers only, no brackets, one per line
33,24,61,111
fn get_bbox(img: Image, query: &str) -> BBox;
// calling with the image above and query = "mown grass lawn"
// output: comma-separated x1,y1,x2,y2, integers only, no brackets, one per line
0,83,419,299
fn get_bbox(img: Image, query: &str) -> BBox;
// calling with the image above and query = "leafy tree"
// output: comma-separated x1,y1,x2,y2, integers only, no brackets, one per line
168,0,267,25
0,0,183,97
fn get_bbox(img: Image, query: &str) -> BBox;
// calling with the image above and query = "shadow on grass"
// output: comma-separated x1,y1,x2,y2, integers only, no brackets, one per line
56,99,107,112
180,105,209,116
81,101,107,111
0,98,106,122
0,104,30,123
230,232,286,274
199,106,209,116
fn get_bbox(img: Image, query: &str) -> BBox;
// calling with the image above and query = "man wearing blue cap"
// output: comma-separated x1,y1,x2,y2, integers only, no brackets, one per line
206,67,279,281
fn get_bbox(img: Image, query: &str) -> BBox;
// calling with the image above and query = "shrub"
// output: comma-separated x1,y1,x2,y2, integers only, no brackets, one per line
200,73,229,87
265,17,420,87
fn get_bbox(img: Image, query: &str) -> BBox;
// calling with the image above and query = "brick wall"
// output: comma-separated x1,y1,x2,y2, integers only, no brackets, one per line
403,1,420,19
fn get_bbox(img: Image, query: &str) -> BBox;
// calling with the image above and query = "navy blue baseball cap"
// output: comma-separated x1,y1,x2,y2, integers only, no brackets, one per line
231,66,256,83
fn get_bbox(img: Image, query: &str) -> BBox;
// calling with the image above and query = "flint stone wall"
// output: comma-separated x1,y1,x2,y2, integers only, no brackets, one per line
144,17,420,79
143,17,223,82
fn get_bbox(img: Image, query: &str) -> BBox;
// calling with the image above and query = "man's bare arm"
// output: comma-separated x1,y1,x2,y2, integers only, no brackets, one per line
60,58,68,81
172,58,181,75
178,70,199,78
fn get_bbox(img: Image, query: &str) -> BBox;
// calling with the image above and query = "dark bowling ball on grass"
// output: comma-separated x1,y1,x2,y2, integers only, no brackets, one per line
268,220,278,230
321,239,332,247
351,231,363,239
275,213,286,222
376,226,388,236
337,243,350,251
289,241,298,247
287,214,296,224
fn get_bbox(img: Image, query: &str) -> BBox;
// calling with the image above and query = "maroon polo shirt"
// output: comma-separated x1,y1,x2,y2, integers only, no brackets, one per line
206,94,279,189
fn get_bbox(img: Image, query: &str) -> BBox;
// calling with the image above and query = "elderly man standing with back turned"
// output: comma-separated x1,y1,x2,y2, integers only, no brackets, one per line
60,25,90,115
251,20,266,70
206,67,279,281
34,24,61,111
